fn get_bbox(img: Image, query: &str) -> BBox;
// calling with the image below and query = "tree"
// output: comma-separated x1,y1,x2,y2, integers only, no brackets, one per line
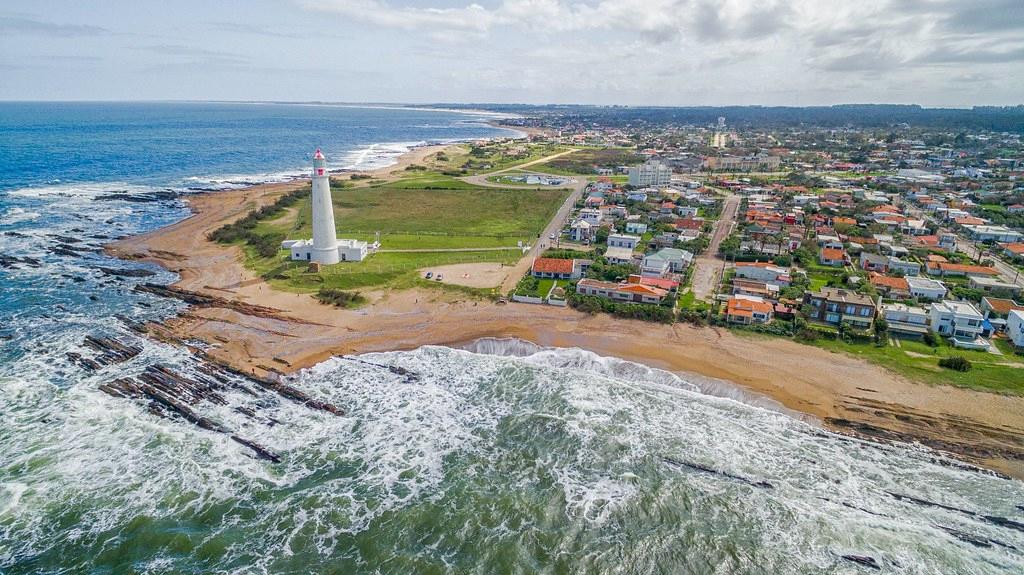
873,318,889,346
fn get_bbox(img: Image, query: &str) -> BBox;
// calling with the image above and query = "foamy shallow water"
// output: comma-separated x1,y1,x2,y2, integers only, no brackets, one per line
2,340,1023,574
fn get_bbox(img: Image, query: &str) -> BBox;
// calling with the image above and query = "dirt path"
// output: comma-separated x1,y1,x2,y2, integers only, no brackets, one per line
690,193,740,300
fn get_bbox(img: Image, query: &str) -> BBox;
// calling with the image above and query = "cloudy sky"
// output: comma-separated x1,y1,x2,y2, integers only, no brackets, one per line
1,0,1022,106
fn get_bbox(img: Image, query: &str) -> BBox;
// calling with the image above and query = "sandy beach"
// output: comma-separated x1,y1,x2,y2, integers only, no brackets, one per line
108,155,1024,480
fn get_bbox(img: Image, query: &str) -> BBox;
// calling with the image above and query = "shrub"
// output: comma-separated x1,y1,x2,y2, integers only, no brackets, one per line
315,288,366,308
938,355,972,372
922,332,938,347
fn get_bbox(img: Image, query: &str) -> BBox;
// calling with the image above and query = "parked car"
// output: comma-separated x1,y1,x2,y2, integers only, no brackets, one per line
435,274,443,281
425,271,433,279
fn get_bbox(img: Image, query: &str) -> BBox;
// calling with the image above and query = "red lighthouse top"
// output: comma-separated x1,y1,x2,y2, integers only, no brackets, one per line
313,148,324,160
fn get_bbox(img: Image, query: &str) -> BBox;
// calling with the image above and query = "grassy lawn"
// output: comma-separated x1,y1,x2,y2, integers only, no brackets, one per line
232,181,569,294
276,186,569,248
247,248,522,293
809,336,1024,394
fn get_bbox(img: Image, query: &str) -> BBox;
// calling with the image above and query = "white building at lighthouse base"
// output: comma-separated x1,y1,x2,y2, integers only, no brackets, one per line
282,238,369,263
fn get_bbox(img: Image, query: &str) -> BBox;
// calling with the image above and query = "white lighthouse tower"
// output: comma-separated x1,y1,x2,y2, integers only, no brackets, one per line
309,148,340,264
282,149,370,264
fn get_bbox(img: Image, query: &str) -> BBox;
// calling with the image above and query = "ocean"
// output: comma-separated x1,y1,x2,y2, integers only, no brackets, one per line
1,102,1022,574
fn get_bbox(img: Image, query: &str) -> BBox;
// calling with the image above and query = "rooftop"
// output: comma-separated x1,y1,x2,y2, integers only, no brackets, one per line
532,258,575,275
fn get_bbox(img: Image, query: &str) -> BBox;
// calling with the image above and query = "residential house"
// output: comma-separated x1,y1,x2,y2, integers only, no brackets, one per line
906,276,948,300
1008,204,1024,215
576,278,667,304
860,252,889,273
1002,242,1024,262
925,262,999,278
819,247,847,267
804,287,877,328
569,220,593,243
868,273,911,299
964,225,1023,243
640,248,693,278
734,262,791,286
726,296,775,325
625,222,648,235
887,258,921,277
969,276,1022,297
531,258,581,280
929,300,987,347
881,303,930,338
607,233,641,250
1008,310,1024,349
980,297,1024,319
732,279,780,301
578,208,603,226
676,205,699,218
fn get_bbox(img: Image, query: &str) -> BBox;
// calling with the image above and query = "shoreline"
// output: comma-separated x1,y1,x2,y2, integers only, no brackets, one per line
107,148,1024,481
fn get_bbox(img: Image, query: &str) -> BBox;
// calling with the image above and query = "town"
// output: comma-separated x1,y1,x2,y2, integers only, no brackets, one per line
491,112,1024,386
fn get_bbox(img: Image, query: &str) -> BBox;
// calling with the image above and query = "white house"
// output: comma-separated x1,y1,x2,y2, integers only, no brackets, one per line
734,262,791,287
676,206,699,218
929,300,986,347
881,303,930,338
887,257,921,277
640,248,693,277
569,220,593,242
906,276,947,300
1008,310,1024,349
607,233,641,250
579,208,603,226
625,222,648,235
964,225,1023,243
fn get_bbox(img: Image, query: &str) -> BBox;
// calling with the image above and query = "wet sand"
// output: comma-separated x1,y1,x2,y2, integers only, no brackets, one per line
108,159,1024,480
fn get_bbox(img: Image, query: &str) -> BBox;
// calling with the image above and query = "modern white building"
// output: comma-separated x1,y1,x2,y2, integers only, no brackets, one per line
1008,310,1024,349
929,300,986,347
284,149,369,264
569,220,593,243
964,225,1023,243
734,262,791,286
906,276,947,300
607,233,641,250
628,160,672,187
578,208,603,226
625,222,648,235
881,303,930,338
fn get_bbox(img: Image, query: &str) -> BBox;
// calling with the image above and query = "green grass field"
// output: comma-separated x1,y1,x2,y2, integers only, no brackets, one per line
237,182,568,294
809,336,1024,394
277,186,569,246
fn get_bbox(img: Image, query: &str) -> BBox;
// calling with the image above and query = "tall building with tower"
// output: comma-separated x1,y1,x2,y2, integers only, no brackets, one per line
282,149,369,264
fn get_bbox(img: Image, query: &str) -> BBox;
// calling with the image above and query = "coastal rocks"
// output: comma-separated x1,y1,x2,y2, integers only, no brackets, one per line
133,283,316,324
0,255,42,269
94,190,178,203
841,555,880,570
97,266,157,278
660,456,773,489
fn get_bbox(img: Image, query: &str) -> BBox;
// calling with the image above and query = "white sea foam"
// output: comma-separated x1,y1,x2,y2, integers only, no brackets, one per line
2,340,1023,573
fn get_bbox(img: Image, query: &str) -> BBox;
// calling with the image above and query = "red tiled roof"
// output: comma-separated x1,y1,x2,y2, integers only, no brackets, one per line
532,258,575,275
1003,243,1024,255
929,262,998,275
727,297,774,316
821,247,846,261
869,272,909,291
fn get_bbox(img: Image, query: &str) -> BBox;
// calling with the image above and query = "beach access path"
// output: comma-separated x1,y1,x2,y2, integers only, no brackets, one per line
689,191,740,301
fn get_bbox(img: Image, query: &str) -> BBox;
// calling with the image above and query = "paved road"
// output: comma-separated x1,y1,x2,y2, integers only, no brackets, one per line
689,192,740,301
460,149,579,188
